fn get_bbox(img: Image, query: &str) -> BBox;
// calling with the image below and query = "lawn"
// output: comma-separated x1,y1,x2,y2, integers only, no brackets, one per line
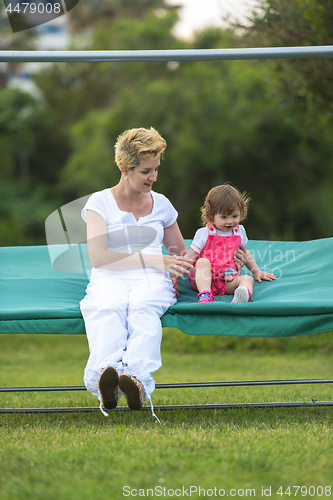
0,330,332,500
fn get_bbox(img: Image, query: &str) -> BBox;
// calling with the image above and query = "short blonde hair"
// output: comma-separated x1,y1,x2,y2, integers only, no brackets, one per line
114,127,167,172
201,184,250,225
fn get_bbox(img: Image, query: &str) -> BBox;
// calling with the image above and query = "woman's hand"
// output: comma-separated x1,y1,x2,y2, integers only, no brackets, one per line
234,247,247,270
163,254,194,278
170,275,180,297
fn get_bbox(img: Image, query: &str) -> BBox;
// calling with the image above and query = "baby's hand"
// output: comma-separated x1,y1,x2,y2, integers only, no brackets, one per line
220,272,234,282
254,270,277,283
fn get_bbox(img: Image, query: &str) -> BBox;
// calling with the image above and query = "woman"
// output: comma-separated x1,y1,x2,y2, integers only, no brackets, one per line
80,127,194,419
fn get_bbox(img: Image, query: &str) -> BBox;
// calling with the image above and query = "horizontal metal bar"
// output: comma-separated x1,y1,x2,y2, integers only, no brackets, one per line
0,385,87,392
1,401,332,413
151,401,333,411
1,378,332,392
0,406,99,413
156,378,333,389
0,46,333,63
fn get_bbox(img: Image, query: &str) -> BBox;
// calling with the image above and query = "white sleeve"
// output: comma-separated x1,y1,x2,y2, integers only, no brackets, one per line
163,197,178,228
239,225,248,246
190,227,208,253
81,191,107,223
149,191,178,228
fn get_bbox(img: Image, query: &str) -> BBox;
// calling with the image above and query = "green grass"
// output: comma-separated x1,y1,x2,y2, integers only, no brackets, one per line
1,330,332,500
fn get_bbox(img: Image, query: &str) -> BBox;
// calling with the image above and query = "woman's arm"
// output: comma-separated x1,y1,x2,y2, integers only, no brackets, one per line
87,211,193,276
163,221,196,295
162,221,195,276
163,221,187,256
86,210,144,271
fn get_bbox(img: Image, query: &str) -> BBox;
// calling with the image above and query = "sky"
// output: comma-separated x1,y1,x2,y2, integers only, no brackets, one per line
166,0,261,38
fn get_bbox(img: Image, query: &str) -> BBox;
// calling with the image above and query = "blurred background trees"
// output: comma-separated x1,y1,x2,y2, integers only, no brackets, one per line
1,0,333,245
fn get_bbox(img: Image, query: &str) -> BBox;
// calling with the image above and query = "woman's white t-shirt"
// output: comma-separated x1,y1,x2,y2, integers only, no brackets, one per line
81,188,178,279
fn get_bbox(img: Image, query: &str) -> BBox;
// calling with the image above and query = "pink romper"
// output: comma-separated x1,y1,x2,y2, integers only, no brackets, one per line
188,225,242,296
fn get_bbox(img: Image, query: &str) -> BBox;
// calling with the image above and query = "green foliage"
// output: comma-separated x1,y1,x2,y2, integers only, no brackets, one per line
67,0,172,33
249,0,333,117
60,109,118,194
0,88,48,181
0,88,55,245
0,181,57,246
2,0,333,245
57,49,333,240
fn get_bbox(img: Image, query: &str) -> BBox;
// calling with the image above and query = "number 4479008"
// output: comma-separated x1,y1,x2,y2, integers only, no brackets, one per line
277,485,331,496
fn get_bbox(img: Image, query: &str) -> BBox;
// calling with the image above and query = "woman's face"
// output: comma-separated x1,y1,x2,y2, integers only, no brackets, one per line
126,156,160,193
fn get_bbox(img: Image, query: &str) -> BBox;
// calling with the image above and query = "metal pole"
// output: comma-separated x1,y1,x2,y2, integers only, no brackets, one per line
1,378,332,392
0,46,332,63
1,400,333,414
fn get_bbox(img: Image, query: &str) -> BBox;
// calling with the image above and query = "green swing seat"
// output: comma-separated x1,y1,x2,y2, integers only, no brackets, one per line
0,238,332,413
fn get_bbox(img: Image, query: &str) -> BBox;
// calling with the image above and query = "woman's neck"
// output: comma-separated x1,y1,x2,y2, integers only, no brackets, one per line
112,182,152,212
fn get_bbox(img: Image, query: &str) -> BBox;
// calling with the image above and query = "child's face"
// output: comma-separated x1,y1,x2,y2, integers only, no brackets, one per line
213,210,240,232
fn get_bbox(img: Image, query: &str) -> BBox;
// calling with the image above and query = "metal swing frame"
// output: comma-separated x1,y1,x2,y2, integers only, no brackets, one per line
1,45,333,415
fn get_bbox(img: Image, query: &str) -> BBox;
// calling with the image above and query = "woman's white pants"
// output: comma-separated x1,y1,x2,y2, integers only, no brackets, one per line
80,270,176,403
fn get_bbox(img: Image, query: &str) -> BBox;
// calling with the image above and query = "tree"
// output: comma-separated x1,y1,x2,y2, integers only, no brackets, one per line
32,2,181,194
3,0,333,245
242,0,333,239
0,88,47,187
0,88,56,245
247,0,333,118
59,24,333,241
67,0,174,33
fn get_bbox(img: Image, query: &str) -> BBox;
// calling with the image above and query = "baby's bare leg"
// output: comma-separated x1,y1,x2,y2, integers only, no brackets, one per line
194,258,213,292
225,275,254,296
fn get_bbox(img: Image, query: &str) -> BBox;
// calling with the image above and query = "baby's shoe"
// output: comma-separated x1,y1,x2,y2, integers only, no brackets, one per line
119,374,144,411
99,366,119,409
198,290,215,303
231,286,253,304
